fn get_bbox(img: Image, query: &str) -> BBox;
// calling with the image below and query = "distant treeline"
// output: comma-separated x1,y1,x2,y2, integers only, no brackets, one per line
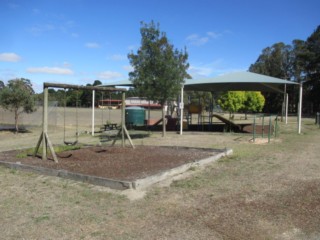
249,25,320,114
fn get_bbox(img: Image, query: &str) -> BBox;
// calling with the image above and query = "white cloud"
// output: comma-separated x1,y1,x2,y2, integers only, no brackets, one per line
0,53,22,62
186,34,209,46
186,31,224,46
98,71,123,80
110,54,127,61
128,45,138,51
62,62,72,68
189,65,214,77
123,65,133,72
27,67,73,75
189,60,247,79
207,31,222,39
27,24,55,36
85,42,101,48
0,68,18,81
188,60,224,78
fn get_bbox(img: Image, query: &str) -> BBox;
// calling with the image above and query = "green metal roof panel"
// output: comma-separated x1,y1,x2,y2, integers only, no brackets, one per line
101,79,132,87
102,72,298,93
184,72,297,92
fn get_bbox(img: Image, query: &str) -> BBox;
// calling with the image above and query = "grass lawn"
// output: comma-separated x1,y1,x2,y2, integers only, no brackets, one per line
0,117,319,239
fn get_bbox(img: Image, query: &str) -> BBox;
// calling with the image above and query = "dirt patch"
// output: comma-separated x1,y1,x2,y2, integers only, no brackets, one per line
0,146,218,181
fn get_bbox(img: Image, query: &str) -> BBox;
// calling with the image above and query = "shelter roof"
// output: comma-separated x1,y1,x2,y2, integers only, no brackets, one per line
184,72,297,93
103,72,298,93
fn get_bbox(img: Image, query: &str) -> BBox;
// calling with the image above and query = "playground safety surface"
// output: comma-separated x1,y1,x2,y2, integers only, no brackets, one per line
0,146,231,190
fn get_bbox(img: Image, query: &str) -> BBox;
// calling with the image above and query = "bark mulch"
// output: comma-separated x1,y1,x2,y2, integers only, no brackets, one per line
0,146,217,181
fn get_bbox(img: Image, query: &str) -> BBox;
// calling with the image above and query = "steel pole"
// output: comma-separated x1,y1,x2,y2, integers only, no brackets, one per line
180,85,184,135
298,83,303,134
92,90,95,136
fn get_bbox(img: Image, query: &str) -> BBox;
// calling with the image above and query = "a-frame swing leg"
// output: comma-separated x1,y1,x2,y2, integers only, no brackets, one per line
111,125,135,149
123,125,134,148
34,132,59,163
33,86,59,162
45,133,58,162
110,91,134,148
34,132,43,157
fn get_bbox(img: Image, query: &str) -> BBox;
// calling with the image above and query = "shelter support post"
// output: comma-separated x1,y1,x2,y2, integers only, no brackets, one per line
121,91,125,147
298,83,303,134
281,84,287,122
180,85,184,135
92,90,95,136
285,93,288,124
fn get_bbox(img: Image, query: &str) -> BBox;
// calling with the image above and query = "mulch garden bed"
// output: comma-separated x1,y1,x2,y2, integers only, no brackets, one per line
0,146,217,181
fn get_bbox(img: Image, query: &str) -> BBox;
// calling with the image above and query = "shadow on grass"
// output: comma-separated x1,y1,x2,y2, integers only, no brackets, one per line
0,125,31,134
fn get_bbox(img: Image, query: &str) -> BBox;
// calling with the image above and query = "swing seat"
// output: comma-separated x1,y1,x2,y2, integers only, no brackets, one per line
64,140,78,146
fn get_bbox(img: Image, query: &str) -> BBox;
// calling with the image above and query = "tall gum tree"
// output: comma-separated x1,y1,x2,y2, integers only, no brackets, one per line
0,78,36,132
128,21,191,136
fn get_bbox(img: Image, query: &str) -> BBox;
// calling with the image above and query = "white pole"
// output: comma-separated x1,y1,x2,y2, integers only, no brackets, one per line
180,85,184,135
42,87,48,161
285,93,288,124
282,84,287,122
92,90,95,136
298,83,303,134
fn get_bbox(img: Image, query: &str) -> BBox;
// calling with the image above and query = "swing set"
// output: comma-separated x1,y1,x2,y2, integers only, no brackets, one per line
34,82,133,163
63,88,79,146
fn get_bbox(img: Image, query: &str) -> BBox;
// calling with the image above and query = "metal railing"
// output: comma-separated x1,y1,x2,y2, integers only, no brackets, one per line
252,114,279,143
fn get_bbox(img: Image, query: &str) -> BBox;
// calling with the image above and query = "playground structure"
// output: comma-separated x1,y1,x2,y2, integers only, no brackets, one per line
33,82,134,163
98,97,162,110
134,100,279,143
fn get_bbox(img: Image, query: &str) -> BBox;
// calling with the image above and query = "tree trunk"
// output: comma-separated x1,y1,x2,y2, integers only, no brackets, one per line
14,108,19,133
162,105,166,137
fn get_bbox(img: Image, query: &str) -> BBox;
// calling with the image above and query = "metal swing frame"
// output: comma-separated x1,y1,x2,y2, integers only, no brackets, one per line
34,82,133,163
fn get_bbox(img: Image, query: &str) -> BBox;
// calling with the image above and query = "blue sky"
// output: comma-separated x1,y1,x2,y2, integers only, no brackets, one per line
1,0,319,92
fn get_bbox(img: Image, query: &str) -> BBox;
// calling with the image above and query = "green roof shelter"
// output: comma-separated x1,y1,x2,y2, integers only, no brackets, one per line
103,71,302,135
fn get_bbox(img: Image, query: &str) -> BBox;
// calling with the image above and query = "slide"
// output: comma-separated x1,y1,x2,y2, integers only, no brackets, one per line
148,116,178,131
210,114,241,132
150,118,163,126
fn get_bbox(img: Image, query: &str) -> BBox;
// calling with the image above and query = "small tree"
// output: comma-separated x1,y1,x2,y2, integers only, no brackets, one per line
128,21,191,136
218,91,245,119
242,91,265,119
0,78,36,132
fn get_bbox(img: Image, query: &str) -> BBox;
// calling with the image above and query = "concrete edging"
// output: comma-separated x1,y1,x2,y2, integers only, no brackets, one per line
132,148,233,189
0,161,133,190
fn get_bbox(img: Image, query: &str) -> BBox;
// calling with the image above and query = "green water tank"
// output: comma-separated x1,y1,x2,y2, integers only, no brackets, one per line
125,107,145,126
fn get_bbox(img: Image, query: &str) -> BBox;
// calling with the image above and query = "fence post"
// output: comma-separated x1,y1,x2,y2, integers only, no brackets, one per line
253,114,256,143
268,115,272,143
262,114,265,138
274,115,278,138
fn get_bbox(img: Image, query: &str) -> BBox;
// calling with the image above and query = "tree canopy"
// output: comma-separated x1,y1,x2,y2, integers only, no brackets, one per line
128,21,191,105
0,78,36,132
218,91,265,119
128,21,191,136
218,91,246,119
0,80,4,90
249,25,320,113
242,91,265,119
